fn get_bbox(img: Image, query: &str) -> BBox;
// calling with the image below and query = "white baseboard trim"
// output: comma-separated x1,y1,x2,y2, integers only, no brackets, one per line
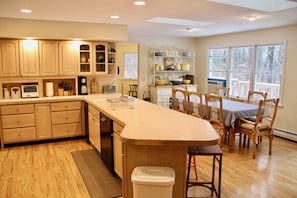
274,128,297,142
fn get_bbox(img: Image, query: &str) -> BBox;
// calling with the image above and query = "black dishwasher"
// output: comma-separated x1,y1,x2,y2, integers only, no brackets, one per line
100,112,114,174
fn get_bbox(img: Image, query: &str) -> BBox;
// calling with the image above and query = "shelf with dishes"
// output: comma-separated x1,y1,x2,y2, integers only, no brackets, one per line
152,47,195,86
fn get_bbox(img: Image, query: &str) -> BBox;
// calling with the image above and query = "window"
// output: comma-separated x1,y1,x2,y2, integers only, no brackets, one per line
123,53,138,79
208,43,285,99
208,48,227,79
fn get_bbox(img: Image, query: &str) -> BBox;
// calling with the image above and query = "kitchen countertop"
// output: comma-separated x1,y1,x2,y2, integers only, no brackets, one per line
0,94,218,146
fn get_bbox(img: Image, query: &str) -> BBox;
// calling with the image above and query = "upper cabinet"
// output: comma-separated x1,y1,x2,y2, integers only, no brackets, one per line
107,42,117,75
0,40,19,77
93,42,108,75
59,41,79,75
78,41,92,75
39,40,59,76
19,40,40,76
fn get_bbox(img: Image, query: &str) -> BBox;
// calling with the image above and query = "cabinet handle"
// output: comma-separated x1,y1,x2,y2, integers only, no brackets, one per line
65,117,69,120
65,105,68,109
16,108,19,112
17,121,20,124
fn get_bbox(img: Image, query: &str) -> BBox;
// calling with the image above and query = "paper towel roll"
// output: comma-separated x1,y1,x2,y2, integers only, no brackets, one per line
46,82,54,97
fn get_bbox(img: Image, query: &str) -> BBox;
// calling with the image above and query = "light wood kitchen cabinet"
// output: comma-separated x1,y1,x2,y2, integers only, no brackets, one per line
113,122,123,179
39,40,59,76
0,104,36,144
88,104,101,152
35,103,52,139
0,39,19,77
51,101,82,138
59,41,78,75
78,41,92,75
93,42,108,75
19,39,40,76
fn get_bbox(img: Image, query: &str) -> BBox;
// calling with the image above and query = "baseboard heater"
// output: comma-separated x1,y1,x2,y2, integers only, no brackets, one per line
274,128,297,142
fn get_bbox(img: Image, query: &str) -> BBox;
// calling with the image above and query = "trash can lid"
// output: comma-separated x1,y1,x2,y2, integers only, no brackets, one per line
131,166,175,186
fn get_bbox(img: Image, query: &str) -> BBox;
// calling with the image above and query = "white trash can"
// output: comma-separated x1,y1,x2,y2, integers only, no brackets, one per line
131,166,175,198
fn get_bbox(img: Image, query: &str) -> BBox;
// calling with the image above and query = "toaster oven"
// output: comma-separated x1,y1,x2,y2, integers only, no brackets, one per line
21,84,39,98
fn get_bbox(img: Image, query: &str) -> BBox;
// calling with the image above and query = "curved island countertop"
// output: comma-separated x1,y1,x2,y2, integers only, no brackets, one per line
84,94,219,146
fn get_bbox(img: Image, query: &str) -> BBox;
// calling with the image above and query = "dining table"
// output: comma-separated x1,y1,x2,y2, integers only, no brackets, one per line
188,97,260,151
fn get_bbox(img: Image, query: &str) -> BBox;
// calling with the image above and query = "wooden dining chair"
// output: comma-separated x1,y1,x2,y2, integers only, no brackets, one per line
247,91,267,105
215,86,230,99
186,91,204,118
236,98,279,159
172,86,187,113
205,94,227,148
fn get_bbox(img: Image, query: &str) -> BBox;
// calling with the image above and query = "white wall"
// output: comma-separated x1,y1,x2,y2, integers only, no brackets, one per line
194,24,297,134
125,35,197,99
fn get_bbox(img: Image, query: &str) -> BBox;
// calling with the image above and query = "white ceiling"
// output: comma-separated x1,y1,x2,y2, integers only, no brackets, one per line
0,0,297,38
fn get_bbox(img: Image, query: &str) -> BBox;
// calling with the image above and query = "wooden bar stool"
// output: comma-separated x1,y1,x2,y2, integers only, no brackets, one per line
186,145,223,198
128,84,138,98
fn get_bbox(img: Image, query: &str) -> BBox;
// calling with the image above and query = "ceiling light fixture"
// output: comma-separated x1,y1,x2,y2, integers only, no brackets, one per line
134,1,146,6
20,9,32,13
184,27,198,32
110,15,120,19
247,16,257,21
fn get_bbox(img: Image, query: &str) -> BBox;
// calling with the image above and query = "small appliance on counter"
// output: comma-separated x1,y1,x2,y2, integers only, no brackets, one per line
78,76,88,95
21,84,39,98
11,87,21,99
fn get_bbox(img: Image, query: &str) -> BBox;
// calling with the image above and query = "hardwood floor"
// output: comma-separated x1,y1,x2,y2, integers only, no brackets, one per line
0,136,296,198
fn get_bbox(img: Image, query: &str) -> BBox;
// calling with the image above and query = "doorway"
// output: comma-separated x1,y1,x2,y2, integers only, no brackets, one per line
116,43,139,97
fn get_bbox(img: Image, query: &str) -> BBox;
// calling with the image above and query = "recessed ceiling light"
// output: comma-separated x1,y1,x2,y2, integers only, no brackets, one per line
247,16,257,21
110,15,120,19
184,27,198,32
134,1,146,6
20,9,32,13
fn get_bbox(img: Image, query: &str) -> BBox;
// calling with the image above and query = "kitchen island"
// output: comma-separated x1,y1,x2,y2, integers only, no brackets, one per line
84,94,219,198
0,94,219,198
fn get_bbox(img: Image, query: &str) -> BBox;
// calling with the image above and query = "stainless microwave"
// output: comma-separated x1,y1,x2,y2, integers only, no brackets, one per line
21,84,39,98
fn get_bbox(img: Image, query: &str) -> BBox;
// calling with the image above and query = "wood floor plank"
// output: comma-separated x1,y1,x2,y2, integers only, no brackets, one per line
0,137,296,197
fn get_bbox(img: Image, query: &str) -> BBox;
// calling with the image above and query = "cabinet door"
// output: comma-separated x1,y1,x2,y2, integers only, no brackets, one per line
39,40,59,76
59,41,78,75
88,112,101,152
113,126,123,179
19,40,40,76
93,42,108,75
0,39,19,77
78,42,92,75
35,103,52,139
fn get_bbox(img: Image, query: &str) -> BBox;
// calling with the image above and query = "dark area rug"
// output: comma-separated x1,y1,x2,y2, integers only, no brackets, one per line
71,149,122,198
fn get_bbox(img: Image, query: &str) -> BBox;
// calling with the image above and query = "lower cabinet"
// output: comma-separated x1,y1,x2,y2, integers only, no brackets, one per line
0,100,83,148
150,85,198,108
51,101,83,138
1,104,36,144
113,122,123,179
35,103,52,139
88,105,101,152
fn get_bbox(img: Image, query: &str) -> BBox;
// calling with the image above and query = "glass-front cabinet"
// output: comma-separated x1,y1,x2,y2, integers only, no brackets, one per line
78,41,115,75
94,42,108,75
78,42,92,75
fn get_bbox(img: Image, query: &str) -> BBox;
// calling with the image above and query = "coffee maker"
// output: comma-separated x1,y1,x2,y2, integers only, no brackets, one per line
78,76,88,95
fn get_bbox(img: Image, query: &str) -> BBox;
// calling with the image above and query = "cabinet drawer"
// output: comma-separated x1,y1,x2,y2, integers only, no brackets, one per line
51,101,81,111
1,114,35,129
2,127,36,143
114,122,124,134
51,110,81,124
88,105,99,117
52,123,82,138
1,104,35,115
